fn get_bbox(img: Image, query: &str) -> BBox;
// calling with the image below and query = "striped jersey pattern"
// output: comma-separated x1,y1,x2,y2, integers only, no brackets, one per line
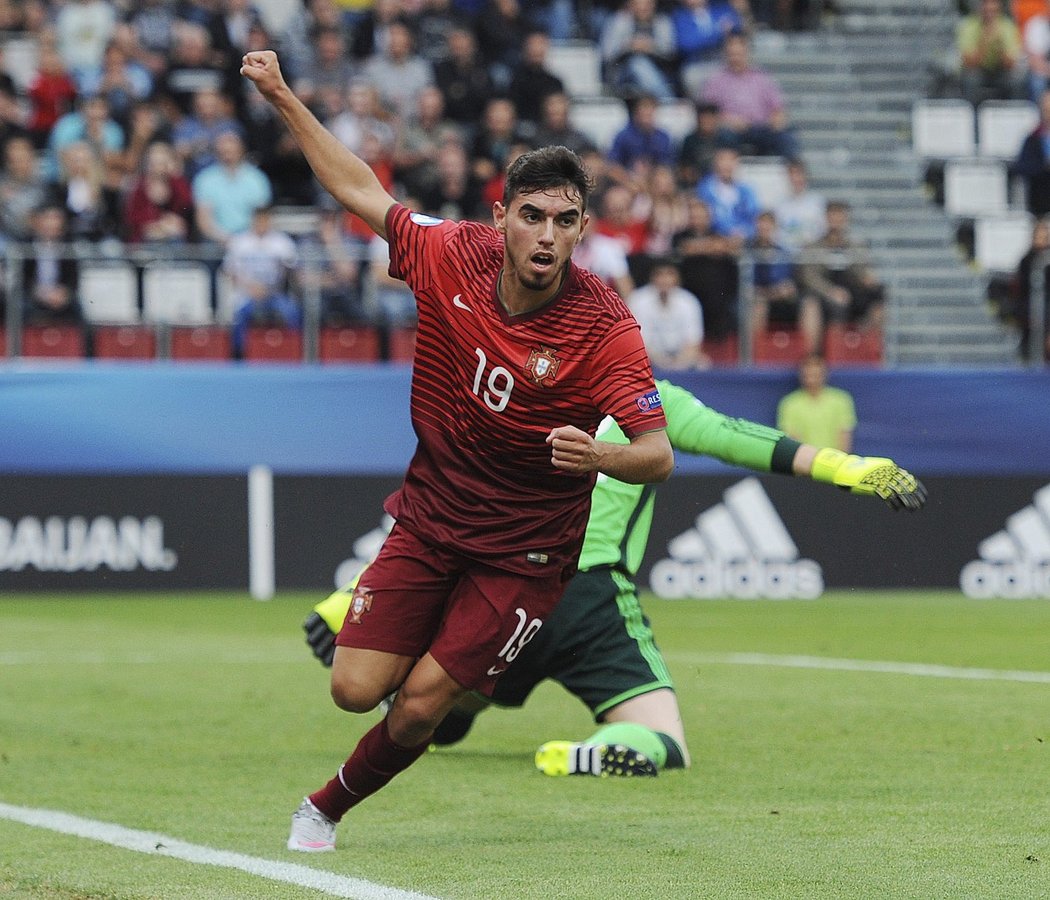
382,204,665,575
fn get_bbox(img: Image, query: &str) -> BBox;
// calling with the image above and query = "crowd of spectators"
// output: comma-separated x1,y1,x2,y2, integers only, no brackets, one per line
0,0,853,364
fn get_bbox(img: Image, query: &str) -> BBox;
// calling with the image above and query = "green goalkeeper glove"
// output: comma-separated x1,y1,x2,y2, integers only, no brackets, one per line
301,582,356,668
811,448,927,511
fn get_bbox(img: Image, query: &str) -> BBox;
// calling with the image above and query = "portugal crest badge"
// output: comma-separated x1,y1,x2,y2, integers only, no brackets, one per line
347,585,374,624
525,347,561,385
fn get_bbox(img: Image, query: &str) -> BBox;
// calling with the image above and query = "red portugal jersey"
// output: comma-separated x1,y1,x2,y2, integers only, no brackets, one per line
383,203,667,575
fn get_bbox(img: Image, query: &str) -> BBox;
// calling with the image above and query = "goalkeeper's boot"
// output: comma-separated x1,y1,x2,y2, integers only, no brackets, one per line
287,797,336,852
430,709,478,746
535,741,657,777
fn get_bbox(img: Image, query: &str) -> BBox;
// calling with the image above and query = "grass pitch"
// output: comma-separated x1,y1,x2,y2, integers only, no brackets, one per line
1,590,1048,899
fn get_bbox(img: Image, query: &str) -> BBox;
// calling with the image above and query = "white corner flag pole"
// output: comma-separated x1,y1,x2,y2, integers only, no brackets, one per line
248,464,275,601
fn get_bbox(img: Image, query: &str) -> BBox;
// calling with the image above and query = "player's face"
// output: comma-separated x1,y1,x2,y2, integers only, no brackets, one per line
496,188,587,295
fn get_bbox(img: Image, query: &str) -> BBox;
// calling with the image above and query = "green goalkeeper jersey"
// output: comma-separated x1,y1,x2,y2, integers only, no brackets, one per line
578,380,792,575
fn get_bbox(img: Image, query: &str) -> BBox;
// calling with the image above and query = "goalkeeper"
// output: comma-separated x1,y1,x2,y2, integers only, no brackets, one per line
304,379,925,777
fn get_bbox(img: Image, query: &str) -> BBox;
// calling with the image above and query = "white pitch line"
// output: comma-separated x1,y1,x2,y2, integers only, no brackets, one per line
0,802,439,900
691,652,1050,684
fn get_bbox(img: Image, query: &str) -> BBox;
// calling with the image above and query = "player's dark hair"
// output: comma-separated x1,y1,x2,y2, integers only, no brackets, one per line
503,145,594,212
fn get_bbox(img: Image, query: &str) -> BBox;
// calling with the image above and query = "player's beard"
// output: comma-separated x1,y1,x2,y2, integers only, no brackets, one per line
506,246,569,295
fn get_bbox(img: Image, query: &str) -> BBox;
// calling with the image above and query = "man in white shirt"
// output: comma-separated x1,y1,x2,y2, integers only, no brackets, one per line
627,257,710,370
774,159,826,254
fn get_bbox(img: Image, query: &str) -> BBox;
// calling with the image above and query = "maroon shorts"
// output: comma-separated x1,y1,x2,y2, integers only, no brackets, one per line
335,523,568,694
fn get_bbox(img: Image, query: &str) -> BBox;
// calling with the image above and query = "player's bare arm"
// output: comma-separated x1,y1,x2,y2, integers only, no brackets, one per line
240,50,395,238
547,425,673,483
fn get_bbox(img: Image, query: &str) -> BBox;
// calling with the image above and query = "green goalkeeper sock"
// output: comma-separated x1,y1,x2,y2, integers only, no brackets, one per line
585,723,684,771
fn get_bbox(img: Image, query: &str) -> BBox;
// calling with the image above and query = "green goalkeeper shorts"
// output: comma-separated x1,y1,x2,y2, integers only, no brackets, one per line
490,566,675,721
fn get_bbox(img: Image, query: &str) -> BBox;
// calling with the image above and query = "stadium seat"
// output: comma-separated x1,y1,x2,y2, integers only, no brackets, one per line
545,41,602,97
244,326,302,362
20,324,86,359
911,99,976,158
142,262,213,325
388,326,417,362
270,205,321,238
0,330,7,357
977,100,1038,160
823,324,883,366
654,99,696,146
752,327,808,366
943,158,1009,218
318,325,381,363
737,157,791,210
974,213,1035,272
701,335,739,366
79,262,140,324
170,326,231,361
569,97,629,153
93,325,156,360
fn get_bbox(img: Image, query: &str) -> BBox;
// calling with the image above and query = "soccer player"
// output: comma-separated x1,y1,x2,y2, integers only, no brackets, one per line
304,379,926,777
241,50,675,852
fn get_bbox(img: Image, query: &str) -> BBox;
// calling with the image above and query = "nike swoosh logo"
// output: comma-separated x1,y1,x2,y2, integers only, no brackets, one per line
487,665,507,676
452,293,472,311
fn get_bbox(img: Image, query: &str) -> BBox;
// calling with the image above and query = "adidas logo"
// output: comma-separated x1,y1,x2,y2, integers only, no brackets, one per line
333,514,394,588
960,484,1050,599
648,478,824,600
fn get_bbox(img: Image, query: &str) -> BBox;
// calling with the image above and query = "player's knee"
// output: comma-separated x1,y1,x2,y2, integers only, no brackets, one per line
329,671,388,713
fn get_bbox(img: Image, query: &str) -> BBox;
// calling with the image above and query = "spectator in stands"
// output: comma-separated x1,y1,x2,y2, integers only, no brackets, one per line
599,0,677,101
225,204,301,357
327,82,397,162
0,81,29,165
54,140,123,245
677,99,723,187
594,182,651,263
627,257,710,370
476,0,530,89
45,94,125,184
192,128,273,244
1024,0,1050,102
573,227,635,298
221,0,265,57
748,209,805,339
777,352,856,451
412,0,467,66
671,194,740,340
956,0,1025,106
418,137,486,221
532,91,598,158
1014,88,1050,217
279,0,347,84
1011,213,1050,360
606,93,676,189
434,25,495,131
469,97,533,187
121,98,175,180
291,25,357,120
173,86,243,180
368,230,418,330
124,140,195,245
127,0,180,79
393,86,465,203
79,34,153,130
26,42,79,150
0,135,49,242
298,208,369,326
161,21,239,117
360,19,434,124
507,29,565,126
774,158,826,253
242,81,318,206
21,202,85,326
672,0,745,100
349,0,402,63
641,163,692,255
797,200,886,353
697,145,759,245
699,32,799,159
55,0,116,91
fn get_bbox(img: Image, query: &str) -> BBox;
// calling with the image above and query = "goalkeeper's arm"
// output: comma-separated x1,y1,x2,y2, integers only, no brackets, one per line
659,380,927,511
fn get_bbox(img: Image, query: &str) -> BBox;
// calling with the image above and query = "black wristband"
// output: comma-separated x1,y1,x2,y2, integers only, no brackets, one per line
770,436,802,475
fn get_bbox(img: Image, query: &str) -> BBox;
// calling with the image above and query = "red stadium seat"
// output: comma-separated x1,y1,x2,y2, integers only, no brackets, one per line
752,327,808,366
318,326,381,363
21,324,86,359
244,326,303,362
702,335,739,366
0,330,6,357
93,325,156,360
388,326,417,362
824,324,883,366
170,326,231,361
